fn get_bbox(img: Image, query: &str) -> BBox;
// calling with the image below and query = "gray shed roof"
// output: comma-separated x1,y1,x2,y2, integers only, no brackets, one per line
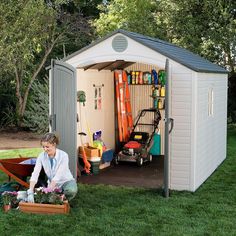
65,29,228,74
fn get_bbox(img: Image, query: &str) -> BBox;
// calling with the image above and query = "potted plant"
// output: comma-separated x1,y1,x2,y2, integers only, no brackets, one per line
19,187,70,214
33,187,65,204
2,191,18,212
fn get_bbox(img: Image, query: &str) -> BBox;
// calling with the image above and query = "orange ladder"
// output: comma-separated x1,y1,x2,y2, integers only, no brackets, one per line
115,70,133,142
122,70,133,137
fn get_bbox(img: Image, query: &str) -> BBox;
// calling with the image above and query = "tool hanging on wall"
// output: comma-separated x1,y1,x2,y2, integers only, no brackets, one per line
114,70,133,142
77,91,91,174
78,90,93,146
93,84,104,110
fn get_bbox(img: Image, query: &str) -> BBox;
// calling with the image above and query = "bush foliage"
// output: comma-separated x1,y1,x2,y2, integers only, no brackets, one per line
23,79,49,134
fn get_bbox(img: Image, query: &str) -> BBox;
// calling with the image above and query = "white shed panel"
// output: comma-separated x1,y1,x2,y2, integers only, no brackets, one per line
194,73,228,190
169,67,193,190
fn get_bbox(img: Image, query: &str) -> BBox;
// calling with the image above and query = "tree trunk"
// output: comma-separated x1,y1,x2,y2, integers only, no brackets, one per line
14,66,24,127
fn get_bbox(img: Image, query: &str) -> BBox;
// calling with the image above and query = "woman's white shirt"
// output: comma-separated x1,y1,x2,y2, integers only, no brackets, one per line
30,148,74,187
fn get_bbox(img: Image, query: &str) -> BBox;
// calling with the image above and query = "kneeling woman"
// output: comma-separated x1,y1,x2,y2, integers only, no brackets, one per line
27,133,78,202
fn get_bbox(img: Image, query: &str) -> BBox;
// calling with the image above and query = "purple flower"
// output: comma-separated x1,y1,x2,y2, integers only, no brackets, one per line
53,187,62,193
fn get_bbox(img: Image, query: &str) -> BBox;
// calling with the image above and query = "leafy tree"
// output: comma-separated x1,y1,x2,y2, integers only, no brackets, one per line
157,0,236,73
92,0,159,37
0,1,58,127
74,0,105,17
0,0,90,128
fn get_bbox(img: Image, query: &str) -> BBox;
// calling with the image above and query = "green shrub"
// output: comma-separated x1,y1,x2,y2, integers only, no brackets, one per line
23,79,49,134
0,74,17,128
0,106,17,128
228,73,236,123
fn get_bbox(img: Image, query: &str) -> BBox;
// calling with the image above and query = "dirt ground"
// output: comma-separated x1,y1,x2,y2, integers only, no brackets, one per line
0,131,41,150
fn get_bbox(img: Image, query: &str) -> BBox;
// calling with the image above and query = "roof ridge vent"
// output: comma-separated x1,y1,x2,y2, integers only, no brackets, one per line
112,35,128,52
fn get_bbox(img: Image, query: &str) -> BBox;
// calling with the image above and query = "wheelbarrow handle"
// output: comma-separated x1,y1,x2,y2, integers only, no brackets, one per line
0,165,29,188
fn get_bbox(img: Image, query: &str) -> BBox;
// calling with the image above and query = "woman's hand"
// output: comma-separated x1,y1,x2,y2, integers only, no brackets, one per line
48,180,57,190
27,189,34,203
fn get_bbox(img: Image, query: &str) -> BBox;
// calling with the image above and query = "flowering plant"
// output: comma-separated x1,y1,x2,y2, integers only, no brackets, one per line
2,191,18,206
34,187,65,205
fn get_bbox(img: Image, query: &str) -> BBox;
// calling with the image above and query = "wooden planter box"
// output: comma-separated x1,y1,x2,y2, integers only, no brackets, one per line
19,201,70,214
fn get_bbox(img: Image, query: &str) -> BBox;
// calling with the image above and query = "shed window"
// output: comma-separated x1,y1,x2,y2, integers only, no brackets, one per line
208,88,214,116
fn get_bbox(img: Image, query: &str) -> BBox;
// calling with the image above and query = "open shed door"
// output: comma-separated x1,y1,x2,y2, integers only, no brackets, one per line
164,59,174,197
49,59,77,178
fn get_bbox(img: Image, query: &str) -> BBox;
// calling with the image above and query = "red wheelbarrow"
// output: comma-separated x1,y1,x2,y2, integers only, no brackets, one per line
0,157,36,188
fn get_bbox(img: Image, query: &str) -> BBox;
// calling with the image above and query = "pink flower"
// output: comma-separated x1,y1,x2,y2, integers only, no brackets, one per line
33,187,65,204
2,191,17,196
2,191,18,206
42,187,53,193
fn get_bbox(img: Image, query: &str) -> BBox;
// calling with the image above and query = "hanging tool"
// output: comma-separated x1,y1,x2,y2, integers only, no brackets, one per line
77,91,91,174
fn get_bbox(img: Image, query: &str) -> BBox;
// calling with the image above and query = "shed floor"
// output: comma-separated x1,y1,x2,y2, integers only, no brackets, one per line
78,155,164,189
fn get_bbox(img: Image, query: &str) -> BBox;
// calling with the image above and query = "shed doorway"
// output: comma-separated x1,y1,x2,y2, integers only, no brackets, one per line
76,60,170,191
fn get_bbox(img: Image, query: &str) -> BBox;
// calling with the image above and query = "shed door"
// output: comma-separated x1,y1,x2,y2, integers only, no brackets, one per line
49,59,77,178
164,58,173,197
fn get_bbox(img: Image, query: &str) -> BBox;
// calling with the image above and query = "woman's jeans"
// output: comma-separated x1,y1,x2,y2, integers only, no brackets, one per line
61,180,78,201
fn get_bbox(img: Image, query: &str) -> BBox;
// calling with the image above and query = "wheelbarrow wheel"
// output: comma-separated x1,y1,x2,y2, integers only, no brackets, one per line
137,156,143,166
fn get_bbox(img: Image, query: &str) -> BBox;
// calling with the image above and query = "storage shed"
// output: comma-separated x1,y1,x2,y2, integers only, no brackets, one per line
50,29,228,192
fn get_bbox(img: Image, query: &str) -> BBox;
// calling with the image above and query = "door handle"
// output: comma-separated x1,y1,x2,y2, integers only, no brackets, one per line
164,118,174,134
169,118,174,134
54,114,56,131
49,114,53,126
49,114,56,131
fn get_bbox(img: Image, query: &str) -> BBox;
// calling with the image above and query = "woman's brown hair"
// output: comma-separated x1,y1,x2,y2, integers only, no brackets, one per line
40,132,59,145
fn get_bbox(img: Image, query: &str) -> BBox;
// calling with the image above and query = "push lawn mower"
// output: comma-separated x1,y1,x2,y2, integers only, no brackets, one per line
115,108,161,166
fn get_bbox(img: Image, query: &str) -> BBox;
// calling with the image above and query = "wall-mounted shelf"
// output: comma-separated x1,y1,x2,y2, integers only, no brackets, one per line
128,84,155,86
150,95,165,99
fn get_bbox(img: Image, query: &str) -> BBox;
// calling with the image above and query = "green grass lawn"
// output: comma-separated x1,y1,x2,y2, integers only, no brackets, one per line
0,148,41,159
0,127,235,236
